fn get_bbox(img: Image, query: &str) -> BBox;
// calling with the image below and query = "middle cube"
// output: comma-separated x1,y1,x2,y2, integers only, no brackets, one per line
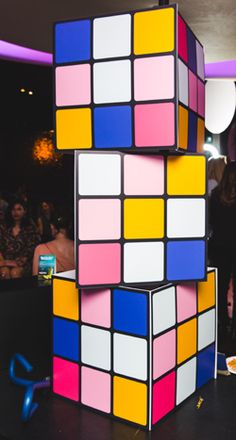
76,151,207,288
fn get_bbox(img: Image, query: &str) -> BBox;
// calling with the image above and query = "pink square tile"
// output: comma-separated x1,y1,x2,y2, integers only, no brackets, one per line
189,70,197,112
134,103,175,147
81,288,111,328
198,80,205,118
56,64,91,106
81,366,111,413
53,357,79,401
177,283,197,323
78,199,121,240
178,15,188,63
134,55,174,101
124,154,164,195
153,329,176,380
78,243,121,286
152,371,176,424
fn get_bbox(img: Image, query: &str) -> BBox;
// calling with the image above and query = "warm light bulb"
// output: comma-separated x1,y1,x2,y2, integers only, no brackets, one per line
28,90,33,95
20,88,26,93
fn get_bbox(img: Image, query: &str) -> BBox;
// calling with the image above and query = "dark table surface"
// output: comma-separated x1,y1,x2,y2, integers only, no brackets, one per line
0,369,236,440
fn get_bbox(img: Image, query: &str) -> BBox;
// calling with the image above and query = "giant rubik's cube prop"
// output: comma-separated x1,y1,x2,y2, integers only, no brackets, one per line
52,3,217,431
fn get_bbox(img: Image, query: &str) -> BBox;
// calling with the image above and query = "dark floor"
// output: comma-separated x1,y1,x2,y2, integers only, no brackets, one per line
0,366,236,440
0,332,235,440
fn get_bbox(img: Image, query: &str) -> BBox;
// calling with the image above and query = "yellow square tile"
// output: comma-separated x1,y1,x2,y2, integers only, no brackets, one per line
198,271,216,313
177,318,197,364
113,376,147,426
53,278,79,321
56,108,92,150
167,156,206,195
178,105,188,150
124,198,164,239
197,118,205,153
134,7,175,55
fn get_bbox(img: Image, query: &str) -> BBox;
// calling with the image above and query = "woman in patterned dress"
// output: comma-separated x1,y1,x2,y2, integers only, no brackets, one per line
0,200,40,279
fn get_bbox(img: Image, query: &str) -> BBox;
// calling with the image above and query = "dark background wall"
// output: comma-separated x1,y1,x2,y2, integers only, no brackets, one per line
0,60,74,215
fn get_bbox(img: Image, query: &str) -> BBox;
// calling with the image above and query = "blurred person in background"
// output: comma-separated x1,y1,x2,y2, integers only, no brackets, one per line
209,162,236,336
0,191,8,225
208,156,227,196
0,200,40,279
33,216,74,275
36,200,56,243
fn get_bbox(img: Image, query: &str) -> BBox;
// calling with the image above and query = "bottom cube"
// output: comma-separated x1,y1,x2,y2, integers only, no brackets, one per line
52,268,217,430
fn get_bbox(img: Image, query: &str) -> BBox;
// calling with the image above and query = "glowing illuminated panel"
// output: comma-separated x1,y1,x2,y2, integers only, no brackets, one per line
53,4,205,152
75,152,207,289
52,268,217,430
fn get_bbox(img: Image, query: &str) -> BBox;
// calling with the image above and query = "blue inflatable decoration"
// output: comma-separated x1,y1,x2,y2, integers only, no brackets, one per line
9,353,50,422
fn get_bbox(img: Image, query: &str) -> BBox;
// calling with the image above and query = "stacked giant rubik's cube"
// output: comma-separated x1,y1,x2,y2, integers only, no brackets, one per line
52,4,217,431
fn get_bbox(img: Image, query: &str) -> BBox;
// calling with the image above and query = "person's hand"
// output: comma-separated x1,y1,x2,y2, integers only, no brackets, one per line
4,260,18,268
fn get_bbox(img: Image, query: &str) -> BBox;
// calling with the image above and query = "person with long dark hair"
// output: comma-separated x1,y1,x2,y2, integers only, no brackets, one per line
36,200,56,243
32,216,74,275
209,162,236,335
0,200,40,279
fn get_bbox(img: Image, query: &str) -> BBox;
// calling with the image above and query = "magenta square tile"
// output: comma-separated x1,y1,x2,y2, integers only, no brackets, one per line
198,80,205,118
53,356,79,401
134,103,175,147
152,371,176,424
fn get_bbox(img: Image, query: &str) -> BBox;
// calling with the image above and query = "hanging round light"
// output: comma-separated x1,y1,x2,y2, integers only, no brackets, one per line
205,80,236,134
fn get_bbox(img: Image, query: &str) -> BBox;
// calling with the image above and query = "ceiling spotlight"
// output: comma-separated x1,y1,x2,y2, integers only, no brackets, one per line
203,143,220,158
28,90,33,95
20,88,26,93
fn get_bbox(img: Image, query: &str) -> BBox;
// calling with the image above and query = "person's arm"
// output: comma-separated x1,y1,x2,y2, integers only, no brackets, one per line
16,226,41,268
37,217,43,236
32,245,41,276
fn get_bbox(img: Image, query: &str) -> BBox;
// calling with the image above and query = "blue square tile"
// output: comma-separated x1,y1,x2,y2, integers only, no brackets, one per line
188,111,197,152
94,106,132,149
55,20,91,63
53,317,80,361
167,240,205,281
113,289,148,336
197,344,215,388
187,29,197,74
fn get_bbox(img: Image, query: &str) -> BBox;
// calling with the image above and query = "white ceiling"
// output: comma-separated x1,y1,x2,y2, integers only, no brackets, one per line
1,0,236,63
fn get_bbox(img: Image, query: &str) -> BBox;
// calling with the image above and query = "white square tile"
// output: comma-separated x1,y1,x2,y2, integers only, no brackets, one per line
93,14,131,59
196,41,205,80
81,325,111,371
167,198,205,238
124,242,164,283
93,60,131,104
176,357,196,405
113,333,147,380
198,309,215,351
78,153,121,195
152,286,176,335
178,59,188,106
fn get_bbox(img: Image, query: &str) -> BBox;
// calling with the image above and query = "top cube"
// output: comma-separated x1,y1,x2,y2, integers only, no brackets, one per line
54,4,205,153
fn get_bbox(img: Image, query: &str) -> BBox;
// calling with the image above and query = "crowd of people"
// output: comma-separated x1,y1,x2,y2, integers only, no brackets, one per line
1,161,236,341
0,192,75,280
208,157,236,338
